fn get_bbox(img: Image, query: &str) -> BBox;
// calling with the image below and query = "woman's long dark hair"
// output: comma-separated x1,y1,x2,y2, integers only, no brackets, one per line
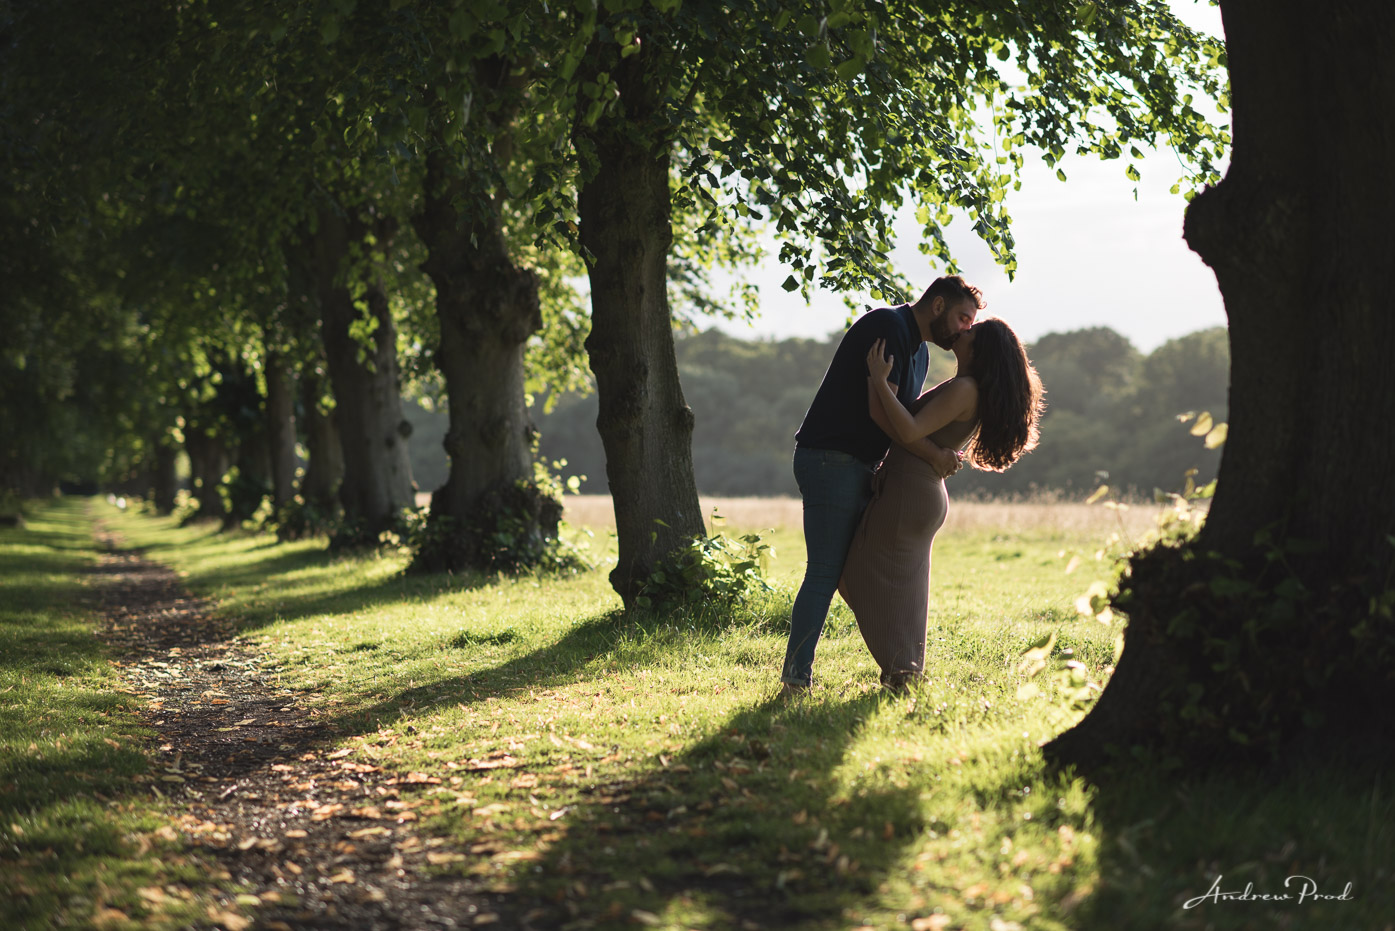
965,318,1045,472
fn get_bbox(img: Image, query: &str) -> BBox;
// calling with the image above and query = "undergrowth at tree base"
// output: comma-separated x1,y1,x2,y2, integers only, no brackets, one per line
1104,530,1395,765
406,479,585,575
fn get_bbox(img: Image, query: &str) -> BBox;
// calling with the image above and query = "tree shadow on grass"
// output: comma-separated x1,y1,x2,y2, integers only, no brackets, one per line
336,604,794,739
1062,755,1393,931
493,691,922,930
107,531,514,635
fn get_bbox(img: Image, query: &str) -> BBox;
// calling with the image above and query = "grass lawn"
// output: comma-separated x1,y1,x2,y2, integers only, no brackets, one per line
3,495,1389,930
0,499,227,929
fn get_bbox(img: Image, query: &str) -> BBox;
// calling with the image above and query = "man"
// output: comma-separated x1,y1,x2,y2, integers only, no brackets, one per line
781,275,983,692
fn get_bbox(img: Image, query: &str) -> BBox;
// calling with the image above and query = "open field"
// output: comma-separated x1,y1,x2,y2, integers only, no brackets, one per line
414,492,1172,545
2,497,1385,931
557,494,1168,541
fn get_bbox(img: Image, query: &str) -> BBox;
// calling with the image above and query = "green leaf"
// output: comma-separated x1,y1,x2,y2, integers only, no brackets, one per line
781,275,800,292
834,56,864,81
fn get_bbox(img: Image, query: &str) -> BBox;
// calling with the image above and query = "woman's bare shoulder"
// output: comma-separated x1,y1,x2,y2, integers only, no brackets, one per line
911,376,977,416
946,377,978,418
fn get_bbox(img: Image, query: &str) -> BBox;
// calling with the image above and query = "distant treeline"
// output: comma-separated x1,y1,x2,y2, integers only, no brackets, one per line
407,324,1228,500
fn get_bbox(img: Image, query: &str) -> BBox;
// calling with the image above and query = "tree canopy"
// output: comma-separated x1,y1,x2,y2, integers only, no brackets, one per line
4,0,1230,593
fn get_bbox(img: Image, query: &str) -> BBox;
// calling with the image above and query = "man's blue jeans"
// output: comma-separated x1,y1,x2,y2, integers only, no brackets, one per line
782,446,876,686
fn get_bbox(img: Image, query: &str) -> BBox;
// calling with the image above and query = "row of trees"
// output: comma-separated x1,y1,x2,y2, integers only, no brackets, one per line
3,0,1227,604
531,324,1228,498
8,0,1395,772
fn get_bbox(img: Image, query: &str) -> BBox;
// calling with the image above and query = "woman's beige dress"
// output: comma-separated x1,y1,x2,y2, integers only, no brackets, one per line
839,382,978,679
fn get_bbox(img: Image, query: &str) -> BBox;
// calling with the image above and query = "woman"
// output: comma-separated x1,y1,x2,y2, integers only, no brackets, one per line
839,318,1044,690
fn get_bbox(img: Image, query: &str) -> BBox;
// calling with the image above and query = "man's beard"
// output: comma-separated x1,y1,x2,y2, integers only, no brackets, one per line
930,313,958,350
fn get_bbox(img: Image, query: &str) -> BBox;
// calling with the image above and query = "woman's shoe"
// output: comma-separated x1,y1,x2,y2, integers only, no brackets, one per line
880,670,923,693
779,681,811,699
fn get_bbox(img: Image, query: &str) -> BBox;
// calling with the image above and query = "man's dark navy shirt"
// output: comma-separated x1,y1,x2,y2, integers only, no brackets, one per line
794,304,929,464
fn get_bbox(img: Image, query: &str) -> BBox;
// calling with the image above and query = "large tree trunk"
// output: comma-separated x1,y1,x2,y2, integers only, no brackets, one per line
312,209,415,544
579,47,705,606
184,424,228,523
1046,1,1395,769
410,147,560,573
298,366,343,514
151,438,178,515
223,426,269,530
264,345,298,509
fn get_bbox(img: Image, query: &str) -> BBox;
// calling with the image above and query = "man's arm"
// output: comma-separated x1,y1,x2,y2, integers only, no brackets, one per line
867,381,962,477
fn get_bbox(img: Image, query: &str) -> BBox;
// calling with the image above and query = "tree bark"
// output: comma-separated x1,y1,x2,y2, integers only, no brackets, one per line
1046,0,1395,769
223,425,270,529
579,47,705,606
264,345,298,509
311,208,415,543
410,147,560,572
151,439,178,515
298,366,343,514
184,424,228,522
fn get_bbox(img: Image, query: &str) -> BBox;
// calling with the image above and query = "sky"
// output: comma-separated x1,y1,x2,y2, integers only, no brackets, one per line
690,1,1229,354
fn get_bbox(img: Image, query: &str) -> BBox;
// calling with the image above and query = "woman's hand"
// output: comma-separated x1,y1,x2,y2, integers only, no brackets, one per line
867,338,894,382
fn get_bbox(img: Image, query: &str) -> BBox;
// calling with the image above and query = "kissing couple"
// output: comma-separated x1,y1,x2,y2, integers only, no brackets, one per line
781,275,1045,693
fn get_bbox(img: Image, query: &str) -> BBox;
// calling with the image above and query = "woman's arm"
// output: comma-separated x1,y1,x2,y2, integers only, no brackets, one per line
866,338,976,444
867,382,961,475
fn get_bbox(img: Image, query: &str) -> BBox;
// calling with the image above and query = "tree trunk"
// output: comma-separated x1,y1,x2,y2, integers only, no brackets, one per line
264,345,298,509
410,149,560,573
312,208,415,544
298,366,343,514
151,439,178,515
223,427,269,530
579,47,705,606
184,424,228,522
1046,1,1395,769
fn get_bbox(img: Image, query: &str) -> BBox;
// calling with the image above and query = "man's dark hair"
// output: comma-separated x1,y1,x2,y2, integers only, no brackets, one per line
921,275,985,310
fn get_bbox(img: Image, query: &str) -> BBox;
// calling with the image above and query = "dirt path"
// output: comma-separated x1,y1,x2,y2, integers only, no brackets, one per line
91,526,516,930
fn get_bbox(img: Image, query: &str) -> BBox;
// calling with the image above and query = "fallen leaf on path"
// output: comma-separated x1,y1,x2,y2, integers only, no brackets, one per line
328,869,355,884
207,909,251,930
910,918,951,931
349,806,384,820
387,773,441,786
339,762,381,774
91,907,130,928
349,826,391,838
462,754,522,771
